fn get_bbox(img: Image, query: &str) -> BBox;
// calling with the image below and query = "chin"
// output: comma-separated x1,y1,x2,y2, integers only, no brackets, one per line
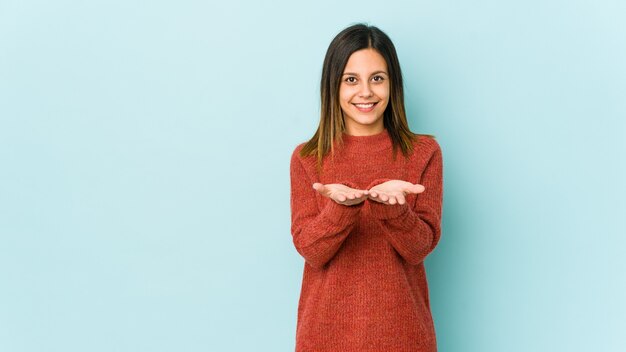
353,118,382,126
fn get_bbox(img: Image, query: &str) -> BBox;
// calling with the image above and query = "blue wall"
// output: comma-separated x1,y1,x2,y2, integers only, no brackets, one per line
1,1,624,351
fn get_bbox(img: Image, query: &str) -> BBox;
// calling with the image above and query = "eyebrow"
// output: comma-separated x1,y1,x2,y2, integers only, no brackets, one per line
342,71,388,76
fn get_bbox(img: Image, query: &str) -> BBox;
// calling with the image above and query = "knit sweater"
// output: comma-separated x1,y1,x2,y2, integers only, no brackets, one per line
289,128,444,352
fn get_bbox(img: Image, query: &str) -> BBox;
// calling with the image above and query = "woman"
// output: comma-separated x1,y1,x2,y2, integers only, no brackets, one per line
289,23,444,351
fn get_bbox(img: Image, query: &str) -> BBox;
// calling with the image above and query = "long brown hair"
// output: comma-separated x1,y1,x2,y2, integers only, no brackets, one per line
300,23,435,173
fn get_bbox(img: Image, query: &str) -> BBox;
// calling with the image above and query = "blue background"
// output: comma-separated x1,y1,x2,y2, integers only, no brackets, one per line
1,0,624,351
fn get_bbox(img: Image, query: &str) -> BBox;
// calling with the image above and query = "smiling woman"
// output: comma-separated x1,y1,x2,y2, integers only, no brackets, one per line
289,23,444,352
339,49,390,133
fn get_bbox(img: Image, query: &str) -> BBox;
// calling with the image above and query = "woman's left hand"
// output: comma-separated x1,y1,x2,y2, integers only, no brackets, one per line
368,180,425,205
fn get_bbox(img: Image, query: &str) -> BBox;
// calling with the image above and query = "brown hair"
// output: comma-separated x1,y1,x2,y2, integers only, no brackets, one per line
300,23,435,173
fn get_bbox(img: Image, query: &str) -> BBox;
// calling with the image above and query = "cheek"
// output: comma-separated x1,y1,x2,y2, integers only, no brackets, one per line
375,85,390,101
376,88,390,110
339,84,351,94
339,87,354,104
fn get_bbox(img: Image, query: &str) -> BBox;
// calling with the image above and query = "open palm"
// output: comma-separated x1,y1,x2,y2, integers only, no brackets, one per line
312,183,369,206
368,180,425,205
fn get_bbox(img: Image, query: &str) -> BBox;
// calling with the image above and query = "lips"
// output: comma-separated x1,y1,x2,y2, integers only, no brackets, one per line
352,102,378,112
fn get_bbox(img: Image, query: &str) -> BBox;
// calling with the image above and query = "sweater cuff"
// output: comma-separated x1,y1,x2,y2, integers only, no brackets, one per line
319,180,365,225
322,199,363,225
368,200,410,220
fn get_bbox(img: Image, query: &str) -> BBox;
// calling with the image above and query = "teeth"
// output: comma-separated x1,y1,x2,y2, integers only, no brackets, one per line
355,103,375,108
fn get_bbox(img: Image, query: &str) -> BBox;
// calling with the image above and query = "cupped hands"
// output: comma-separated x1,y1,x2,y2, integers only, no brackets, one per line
312,180,425,206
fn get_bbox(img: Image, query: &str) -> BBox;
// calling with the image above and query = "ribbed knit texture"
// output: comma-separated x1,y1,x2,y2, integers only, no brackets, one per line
289,128,444,352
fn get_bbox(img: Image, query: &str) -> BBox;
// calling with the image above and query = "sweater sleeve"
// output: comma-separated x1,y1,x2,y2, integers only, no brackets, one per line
290,148,364,269
366,141,443,265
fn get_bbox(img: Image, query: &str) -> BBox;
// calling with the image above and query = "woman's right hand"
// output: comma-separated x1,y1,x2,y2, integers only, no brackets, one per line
312,183,369,206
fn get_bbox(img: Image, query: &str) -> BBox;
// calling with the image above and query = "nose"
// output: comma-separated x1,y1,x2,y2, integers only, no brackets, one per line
359,82,373,98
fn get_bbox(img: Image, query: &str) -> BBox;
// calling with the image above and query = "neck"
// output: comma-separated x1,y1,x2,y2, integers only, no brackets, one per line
344,121,385,136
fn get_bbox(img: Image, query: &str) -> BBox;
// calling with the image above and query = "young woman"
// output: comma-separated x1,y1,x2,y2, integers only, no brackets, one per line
289,23,444,351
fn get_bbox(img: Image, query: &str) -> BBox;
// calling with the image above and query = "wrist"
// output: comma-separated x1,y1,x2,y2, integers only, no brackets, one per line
367,198,409,220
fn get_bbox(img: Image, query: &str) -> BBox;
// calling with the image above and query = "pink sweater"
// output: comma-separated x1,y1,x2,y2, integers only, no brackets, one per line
289,128,444,351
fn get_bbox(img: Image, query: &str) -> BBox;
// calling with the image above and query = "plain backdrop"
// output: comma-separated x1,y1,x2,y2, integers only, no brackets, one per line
1,0,625,351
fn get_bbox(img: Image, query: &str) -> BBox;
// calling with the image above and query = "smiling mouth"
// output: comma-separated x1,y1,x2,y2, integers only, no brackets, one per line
352,102,378,108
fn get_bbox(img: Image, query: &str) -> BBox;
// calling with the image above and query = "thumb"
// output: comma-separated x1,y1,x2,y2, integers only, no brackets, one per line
409,183,426,194
312,183,325,193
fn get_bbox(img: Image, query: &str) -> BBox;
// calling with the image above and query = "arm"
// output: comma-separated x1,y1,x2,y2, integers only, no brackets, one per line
289,149,364,269
366,142,443,265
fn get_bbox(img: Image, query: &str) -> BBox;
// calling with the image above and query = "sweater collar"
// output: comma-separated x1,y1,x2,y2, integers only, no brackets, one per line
339,128,392,152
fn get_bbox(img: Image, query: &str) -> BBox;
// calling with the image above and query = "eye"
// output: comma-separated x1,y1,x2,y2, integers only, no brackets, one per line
344,76,357,84
372,75,385,82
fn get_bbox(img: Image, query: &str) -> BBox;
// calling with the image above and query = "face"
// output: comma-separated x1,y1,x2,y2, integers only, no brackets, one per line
339,48,390,135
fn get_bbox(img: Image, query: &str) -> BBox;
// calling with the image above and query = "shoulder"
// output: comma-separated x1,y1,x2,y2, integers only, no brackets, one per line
290,142,306,163
412,134,442,159
290,142,316,170
290,142,319,183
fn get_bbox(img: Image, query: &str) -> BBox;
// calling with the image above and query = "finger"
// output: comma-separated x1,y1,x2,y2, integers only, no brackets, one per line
370,191,377,197
397,193,407,205
380,194,389,202
389,196,397,205
346,192,355,200
369,195,384,203
312,183,325,193
337,194,346,202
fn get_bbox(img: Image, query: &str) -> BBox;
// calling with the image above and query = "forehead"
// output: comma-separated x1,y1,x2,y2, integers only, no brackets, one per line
343,48,388,73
